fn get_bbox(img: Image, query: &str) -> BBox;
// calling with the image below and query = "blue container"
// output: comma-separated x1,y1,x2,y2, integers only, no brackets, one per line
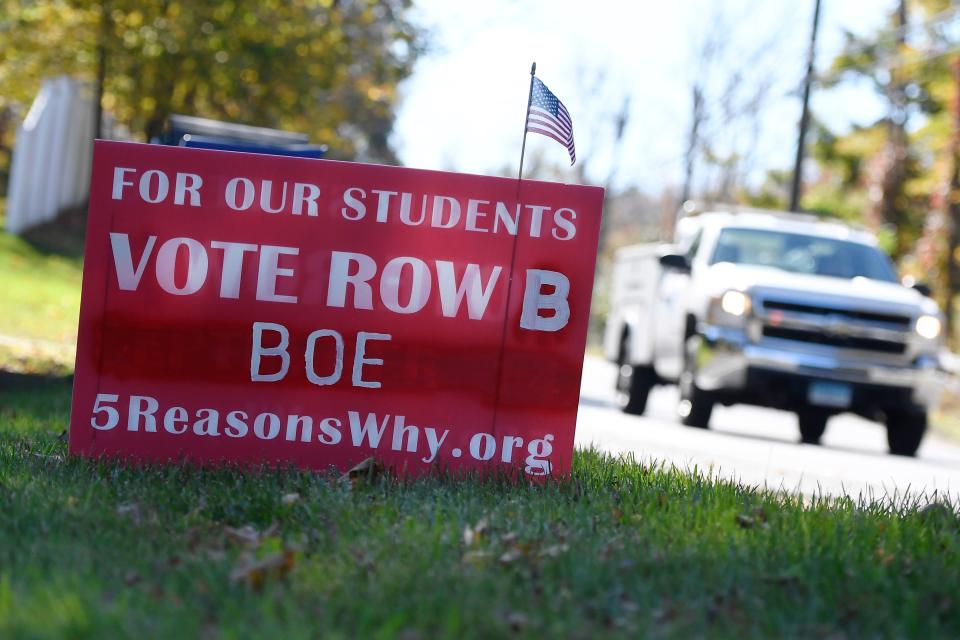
156,114,328,159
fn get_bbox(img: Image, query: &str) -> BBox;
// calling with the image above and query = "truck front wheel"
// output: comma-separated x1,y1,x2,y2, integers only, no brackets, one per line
886,410,927,457
678,334,713,429
616,338,654,415
797,409,829,445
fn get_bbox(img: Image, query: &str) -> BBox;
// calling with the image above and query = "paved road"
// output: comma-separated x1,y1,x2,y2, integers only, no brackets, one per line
576,356,960,503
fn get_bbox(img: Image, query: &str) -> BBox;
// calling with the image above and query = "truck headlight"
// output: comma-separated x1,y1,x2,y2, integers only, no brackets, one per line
720,290,751,317
915,315,942,340
709,290,752,327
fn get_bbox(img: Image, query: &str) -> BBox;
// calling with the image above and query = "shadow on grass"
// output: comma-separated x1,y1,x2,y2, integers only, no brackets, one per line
19,204,87,259
0,370,73,430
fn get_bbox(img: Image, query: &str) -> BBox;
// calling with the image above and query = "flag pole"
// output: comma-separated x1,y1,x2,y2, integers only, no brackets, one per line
492,62,537,447
518,62,537,181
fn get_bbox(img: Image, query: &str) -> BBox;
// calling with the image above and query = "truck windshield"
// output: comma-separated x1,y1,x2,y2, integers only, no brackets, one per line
709,228,898,282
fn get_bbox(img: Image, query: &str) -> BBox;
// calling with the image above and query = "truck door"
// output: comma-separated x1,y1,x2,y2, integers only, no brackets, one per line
652,231,701,380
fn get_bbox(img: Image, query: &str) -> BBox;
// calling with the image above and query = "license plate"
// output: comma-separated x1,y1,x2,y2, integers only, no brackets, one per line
808,381,852,409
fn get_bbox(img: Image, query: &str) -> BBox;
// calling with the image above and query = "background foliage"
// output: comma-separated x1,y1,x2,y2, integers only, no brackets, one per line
0,0,423,184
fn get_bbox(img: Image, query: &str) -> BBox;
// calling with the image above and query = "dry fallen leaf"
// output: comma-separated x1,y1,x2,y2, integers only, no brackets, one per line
116,503,141,522
504,611,529,631
206,548,227,562
229,550,297,590
342,457,383,487
875,546,896,566
463,517,489,547
737,507,769,530
31,452,64,463
461,550,492,565
224,525,261,547
539,543,569,558
499,547,523,565
499,531,518,544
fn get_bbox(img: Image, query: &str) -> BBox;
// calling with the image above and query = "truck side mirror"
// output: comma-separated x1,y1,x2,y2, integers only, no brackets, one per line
659,253,691,273
912,282,933,297
902,276,932,297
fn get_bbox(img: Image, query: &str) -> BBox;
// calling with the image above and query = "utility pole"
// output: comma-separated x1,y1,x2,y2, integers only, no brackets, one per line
789,0,822,212
680,85,704,211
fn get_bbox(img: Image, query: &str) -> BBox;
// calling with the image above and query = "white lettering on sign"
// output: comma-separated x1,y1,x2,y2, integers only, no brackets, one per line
109,235,567,332
250,322,291,382
108,168,581,239
209,241,258,298
86,390,559,475
112,168,135,200
225,177,256,211
250,322,392,389
552,208,577,240
108,234,298,303
326,251,502,321
256,245,299,303
525,434,554,476
174,173,203,206
224,178,321,215
111,167,202,206
110,234,157,291
340,187,366,220
127,395,159,432
91,393,120,430
155,237,208,295
164,406,189,434
432,196,460,229
139,170,169,203
465,199,490,233
326,251,376,310
292,183,321,216
520,269,571,332
353,332,391,389
260,180,288,214
305,329,344,386
348,410,390,448
336,187,578,240
380,257,432,314
435,262,501,320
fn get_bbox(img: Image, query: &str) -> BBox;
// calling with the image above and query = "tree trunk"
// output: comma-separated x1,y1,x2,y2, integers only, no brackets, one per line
93,2,110,140
874,0,910,258
946,57,960,342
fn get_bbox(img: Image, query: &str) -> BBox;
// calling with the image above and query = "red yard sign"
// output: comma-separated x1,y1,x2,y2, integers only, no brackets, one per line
69,141,603,478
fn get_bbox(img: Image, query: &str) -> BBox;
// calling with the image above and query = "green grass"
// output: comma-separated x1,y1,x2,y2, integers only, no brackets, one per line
0,230,82,343
1,214,959,636
1,378,959,638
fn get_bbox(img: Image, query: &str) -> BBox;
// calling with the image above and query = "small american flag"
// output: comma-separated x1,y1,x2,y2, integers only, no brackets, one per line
526,77,576,165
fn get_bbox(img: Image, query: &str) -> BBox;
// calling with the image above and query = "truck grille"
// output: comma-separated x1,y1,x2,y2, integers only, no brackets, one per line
762,299,911,328
762,326,906,354
759,297,911,356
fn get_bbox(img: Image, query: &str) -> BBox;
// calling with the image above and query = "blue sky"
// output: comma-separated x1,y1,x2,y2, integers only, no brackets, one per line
392,0,893,192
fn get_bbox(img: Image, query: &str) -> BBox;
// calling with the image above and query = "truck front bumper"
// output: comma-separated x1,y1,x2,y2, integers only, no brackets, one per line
695,324,943,412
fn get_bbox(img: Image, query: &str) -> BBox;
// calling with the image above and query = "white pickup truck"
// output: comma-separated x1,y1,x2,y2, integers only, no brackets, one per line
603,207,944,456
